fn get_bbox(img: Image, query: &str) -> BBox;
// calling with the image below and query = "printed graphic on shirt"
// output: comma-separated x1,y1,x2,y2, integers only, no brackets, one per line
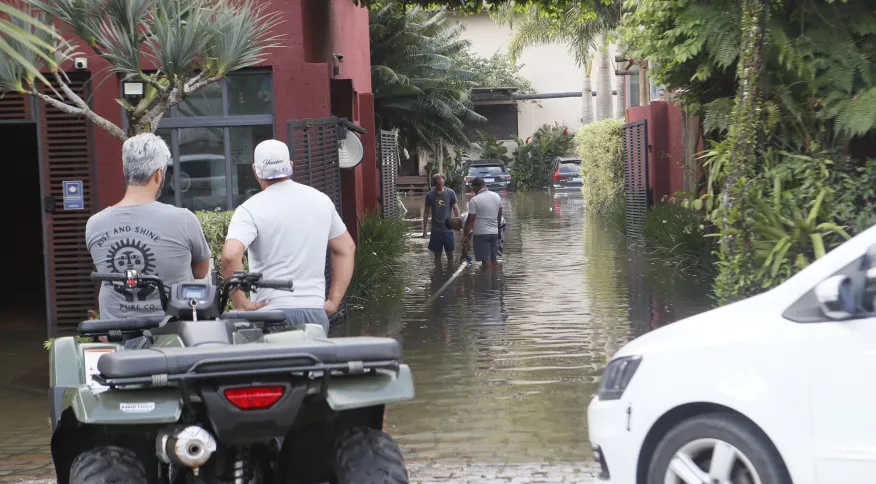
97,226,161,303
437,199,446,206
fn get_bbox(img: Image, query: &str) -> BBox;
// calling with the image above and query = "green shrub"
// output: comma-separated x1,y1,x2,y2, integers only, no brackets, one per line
510,123,576,190
575,118,624,215
643,203,715,277
603,194,626,235
349,212,409,301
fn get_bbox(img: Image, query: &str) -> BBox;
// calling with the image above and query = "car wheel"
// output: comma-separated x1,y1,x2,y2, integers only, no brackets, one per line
647,413,790,484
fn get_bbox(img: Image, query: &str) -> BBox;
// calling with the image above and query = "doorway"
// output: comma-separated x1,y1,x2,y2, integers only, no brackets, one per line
0,123,47,332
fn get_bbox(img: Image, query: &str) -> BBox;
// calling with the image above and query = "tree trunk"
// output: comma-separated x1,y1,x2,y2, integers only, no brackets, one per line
581,66,593,125
596,32,613,121
715,0,768,304
681,109,700,194
615,74,625,118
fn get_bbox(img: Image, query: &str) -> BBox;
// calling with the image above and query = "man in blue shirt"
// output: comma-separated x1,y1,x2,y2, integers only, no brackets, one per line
422,173,460,265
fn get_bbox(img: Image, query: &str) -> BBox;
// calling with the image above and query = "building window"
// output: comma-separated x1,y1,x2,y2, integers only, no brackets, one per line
628,65,641,107
466,103,519,141
127,70,275,211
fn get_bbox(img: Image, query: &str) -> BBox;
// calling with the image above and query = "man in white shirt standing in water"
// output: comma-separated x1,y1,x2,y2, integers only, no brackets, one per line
221,139,356,335
463,177,503,269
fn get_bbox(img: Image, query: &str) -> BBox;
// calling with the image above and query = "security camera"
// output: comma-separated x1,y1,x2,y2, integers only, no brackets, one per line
333,53,344,63
74,58,88,70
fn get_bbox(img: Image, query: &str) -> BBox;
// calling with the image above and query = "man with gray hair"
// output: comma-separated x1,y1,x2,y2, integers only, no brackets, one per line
86,133,212,320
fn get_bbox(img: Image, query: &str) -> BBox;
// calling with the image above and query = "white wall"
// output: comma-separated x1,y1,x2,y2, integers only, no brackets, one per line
453,13,626,142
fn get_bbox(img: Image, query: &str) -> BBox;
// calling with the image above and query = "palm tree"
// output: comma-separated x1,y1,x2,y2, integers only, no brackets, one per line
0,2,70,90
493,1,622,122
0,0,282,141
370,3,485,153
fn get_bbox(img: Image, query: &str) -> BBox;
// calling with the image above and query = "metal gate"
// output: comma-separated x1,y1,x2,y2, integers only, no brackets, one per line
379,129,400,219
622,119,649,242
286,117,346,336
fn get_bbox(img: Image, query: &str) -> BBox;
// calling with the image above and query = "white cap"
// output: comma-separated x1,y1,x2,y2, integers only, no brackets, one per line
253,139,293,180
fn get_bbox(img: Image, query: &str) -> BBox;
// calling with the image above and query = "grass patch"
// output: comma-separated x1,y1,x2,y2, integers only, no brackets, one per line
642,203,716,277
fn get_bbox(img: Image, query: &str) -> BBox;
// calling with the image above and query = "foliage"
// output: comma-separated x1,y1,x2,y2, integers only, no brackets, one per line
353,0,602,18
370,3,485,153
603,194,626,236
575,118,623,215
349,212,409,302
510,123,577,190
492,0,621,68
643,203,715,277
2,0,282,140
0,2,72,89
195,209,244,283
456,50,535,93
473,131,512,163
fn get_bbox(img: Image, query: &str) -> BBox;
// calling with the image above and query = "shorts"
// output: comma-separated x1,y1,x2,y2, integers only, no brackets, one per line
276,307,330,336
429,230,455,253
473,233,499,262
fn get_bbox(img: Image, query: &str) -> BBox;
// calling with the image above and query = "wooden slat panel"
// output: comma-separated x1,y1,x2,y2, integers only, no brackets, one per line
39,74,97,332
623,119,648,242
0,92,31,120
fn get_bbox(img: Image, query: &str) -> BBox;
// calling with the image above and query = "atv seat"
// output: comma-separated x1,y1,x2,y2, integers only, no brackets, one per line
97,337,401,379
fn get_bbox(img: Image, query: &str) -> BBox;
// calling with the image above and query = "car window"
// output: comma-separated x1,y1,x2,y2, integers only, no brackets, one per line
559,162,580,174
469,166,505,175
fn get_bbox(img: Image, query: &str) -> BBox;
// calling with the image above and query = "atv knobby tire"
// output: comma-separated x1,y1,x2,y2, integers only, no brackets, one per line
332,427,408,484
70,445,147,484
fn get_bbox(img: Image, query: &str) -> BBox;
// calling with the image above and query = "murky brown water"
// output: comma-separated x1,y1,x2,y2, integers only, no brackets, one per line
348,191,713,464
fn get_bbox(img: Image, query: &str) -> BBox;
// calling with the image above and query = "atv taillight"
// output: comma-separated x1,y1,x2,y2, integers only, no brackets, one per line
224,386,285,410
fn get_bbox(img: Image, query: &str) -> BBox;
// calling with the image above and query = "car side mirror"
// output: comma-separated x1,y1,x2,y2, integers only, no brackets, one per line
815,275,856,320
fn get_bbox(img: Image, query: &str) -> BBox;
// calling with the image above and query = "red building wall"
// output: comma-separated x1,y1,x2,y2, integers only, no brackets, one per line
69,0,376,240
625,101,686,203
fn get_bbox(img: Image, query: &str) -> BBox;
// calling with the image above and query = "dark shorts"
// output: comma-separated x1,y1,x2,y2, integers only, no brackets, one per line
429,230,455,253
473,233,499,261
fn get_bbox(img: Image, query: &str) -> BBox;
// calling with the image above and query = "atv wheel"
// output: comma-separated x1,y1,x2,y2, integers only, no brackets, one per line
69,445,147,484
332,427,408,484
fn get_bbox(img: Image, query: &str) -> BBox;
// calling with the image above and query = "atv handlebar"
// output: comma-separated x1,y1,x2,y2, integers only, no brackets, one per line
252,279,295,290
78,315,165,334
220,311,289,323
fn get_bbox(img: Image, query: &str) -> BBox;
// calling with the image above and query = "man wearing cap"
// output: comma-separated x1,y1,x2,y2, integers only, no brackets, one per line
463,177,503,269
221,139,356,335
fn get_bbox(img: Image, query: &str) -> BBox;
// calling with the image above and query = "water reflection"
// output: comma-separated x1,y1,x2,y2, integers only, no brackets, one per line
348,191,712,464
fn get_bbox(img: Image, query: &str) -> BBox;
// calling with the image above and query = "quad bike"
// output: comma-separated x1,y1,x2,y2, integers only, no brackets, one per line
48,269,414,483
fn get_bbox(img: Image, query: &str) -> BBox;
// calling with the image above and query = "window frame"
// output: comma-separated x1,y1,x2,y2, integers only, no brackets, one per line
122,69,276,210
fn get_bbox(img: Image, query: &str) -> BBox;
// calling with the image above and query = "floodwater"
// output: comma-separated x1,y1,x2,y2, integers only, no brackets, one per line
348,191,713,464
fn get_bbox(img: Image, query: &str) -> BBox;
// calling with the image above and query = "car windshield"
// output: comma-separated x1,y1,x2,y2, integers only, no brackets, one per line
469,165,505,175
559,162,580,174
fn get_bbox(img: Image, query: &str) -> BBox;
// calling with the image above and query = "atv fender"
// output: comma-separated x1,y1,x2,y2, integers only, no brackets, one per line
67,386,183,425
325,364,414,411
263,323,327,343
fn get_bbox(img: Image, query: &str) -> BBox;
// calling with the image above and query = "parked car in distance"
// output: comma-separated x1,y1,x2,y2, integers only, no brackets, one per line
463,160,512,195
588,222,876,484
549,157,582,191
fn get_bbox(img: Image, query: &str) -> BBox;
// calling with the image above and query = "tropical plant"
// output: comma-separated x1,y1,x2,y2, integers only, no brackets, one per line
195,209,243,281
348,211,409,302
353,0,582,17
473,131,512,164
456,50,535,94
370,2,485,153
575,118,623,214
493,0,622,121
643,203,715,277
0,2,74,89
510,123,576,190
1,0,282,141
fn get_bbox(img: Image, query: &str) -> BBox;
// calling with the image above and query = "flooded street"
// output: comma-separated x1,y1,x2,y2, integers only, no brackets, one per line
349,191,713,466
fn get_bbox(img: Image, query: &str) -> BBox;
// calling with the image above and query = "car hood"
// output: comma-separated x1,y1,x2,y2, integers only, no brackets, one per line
614,290,784,358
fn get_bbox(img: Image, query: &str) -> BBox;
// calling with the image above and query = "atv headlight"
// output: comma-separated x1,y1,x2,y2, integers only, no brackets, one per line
597,355,642,401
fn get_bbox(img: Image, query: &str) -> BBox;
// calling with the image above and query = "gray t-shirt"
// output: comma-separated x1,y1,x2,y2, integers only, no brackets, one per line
226,180,347,310
425,188,457,233
85,202,211,320
468,189,502,235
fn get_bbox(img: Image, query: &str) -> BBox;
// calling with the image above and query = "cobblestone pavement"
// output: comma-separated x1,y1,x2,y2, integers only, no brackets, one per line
408,462,598,483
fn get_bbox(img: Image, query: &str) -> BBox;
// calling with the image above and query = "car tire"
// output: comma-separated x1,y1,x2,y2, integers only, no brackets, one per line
69,445,147,484
332,427,408,484
647,413,790,484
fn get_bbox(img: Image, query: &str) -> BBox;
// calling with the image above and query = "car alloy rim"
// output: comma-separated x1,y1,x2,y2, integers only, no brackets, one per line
664,438,762,484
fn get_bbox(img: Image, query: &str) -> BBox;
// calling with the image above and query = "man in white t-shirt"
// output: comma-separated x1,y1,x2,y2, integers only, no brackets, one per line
221,139,356,335
463,177,503,269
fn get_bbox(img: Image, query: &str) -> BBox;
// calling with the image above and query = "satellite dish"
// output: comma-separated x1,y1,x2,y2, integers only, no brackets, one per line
338,130,364,169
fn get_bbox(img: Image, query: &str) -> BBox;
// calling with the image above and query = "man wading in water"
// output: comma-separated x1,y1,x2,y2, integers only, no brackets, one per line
422,173,460,265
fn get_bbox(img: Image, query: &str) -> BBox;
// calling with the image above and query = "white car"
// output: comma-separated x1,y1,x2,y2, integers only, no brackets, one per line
588,223,876,484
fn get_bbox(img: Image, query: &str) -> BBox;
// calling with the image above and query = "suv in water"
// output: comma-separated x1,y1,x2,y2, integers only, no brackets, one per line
549,157,582,191
463,160,512,194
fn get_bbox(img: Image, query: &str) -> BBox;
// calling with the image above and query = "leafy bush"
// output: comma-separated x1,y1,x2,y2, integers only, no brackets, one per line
575,118,623,215
510,123,576,190
643,203,715,277
457,50,535,94
195,209,244,278
349,212,409,301
474,131,512,163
